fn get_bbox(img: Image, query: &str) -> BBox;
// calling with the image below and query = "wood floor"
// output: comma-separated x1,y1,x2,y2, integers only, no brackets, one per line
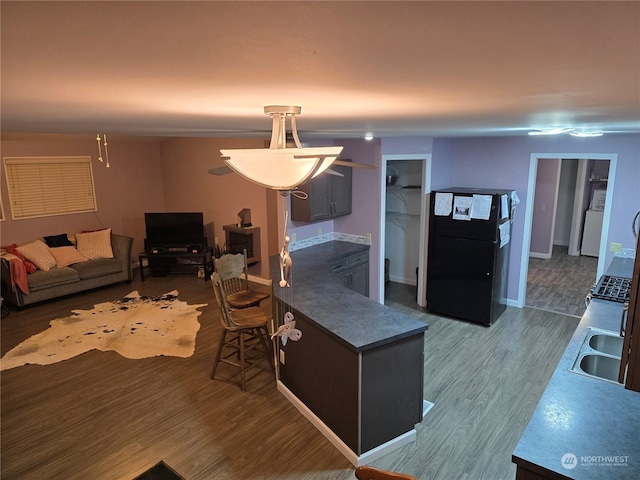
526,244,598,317
1,275,579,480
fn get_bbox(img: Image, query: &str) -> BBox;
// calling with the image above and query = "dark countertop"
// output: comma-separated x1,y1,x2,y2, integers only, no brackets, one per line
269,241,428,353
513,256,640,479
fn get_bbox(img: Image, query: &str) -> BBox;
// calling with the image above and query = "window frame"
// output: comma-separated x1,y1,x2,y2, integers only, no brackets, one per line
3,156,98,220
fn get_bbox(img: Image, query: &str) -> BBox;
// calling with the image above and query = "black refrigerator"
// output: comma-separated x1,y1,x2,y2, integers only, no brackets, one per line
426,187,514,326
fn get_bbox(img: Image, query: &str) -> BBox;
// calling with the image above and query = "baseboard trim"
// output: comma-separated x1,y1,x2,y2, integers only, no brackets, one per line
388,275,417,286
529,252,552,260
276,380,418,467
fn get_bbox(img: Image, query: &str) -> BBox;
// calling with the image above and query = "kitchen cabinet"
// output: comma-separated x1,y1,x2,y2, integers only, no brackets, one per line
330,249,369,297
290,162,352,222
620,233,640,391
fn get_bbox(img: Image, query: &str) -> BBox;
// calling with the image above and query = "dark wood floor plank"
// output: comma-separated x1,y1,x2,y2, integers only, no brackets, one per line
2,277,579,479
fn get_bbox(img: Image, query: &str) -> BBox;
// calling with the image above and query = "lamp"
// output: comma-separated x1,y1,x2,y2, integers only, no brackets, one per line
220,106,343,191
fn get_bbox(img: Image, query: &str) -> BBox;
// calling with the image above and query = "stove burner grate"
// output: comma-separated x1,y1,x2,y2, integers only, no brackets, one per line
591,275,632,303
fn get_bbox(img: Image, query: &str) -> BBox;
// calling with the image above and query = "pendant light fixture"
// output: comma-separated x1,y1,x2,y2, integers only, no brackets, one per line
220,106,343,191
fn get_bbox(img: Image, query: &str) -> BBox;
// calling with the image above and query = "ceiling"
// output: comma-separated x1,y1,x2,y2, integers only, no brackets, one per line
2,1,639,140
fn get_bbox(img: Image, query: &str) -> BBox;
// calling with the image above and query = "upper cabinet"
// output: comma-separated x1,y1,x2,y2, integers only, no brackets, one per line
291,161,352,223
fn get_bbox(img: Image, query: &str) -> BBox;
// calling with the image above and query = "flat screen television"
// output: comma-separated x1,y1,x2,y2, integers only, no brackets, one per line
144,212,206,251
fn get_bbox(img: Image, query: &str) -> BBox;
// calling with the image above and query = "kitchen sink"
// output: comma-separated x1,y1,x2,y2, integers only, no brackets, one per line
578,354,621,382
588,333,623,356
569,327,623,384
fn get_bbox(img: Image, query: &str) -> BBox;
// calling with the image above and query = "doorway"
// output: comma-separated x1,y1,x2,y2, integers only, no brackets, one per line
379,154,431,308
521,154,617,315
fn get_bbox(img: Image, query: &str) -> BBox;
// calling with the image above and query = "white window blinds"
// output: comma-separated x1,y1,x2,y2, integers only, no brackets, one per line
4,156,97,220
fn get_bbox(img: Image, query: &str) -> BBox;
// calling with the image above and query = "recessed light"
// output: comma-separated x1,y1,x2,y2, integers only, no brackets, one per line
364,133,374,141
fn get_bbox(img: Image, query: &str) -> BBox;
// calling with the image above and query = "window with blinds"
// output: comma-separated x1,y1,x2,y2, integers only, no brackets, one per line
4,156,97,220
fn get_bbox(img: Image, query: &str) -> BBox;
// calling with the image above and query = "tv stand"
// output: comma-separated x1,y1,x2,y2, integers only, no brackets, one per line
138,248,213,282
165,247,189,253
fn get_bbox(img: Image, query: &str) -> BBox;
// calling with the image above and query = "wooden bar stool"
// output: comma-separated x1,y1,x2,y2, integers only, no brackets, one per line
214,249,270,309
210,273,273,391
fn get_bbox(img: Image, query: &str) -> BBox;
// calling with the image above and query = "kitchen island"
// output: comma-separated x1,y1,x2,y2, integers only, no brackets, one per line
512,256,640,479
269,241,428,466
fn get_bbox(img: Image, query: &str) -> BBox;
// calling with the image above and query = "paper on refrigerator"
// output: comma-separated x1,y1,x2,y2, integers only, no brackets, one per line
470,194,492,220
434,192,453,216
499,221,511,248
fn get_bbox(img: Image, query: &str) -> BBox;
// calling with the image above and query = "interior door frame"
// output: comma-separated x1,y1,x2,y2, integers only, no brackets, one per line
529,158,562,259
379,154,432,307
518,153,617,307
567,159,590,256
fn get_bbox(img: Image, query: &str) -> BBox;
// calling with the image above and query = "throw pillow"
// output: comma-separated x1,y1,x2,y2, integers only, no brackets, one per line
16,240,57,271
2,244,37,273
75,228,114,259
44,233,74,248
48,246,89,268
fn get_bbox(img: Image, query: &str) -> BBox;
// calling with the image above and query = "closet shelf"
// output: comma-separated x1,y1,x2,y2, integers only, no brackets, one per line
386,212,421,231
386,185,422,206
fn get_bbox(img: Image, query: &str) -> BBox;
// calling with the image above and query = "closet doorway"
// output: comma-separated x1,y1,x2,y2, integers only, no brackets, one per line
380,155,431,308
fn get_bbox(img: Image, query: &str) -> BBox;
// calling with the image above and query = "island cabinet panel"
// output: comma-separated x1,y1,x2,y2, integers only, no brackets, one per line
270,241,428,464
276,302,425,455
360,334,424,453
277,306,360,452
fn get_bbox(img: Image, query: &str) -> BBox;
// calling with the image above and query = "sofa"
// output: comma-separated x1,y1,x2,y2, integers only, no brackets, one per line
1,231,133,308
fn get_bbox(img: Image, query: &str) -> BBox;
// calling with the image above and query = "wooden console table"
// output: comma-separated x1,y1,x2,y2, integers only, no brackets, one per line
138,249,213,281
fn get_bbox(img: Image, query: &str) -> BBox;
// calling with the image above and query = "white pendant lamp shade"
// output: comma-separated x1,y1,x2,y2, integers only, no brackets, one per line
221,146,343,190
219,106,343,191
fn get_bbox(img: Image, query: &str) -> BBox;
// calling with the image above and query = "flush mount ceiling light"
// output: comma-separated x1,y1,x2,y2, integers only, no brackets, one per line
527,127,575,136
569,130,604,137
220,106,344,191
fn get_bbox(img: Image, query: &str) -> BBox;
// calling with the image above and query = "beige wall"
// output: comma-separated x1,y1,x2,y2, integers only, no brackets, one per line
1,133,320,280
158,136,275,278
0,134,165,255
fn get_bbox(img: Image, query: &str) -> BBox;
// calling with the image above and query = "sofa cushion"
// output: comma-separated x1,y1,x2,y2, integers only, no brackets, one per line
76,228,114,259
71,258,123,280
17,240,57,271
44,233,74,248
27,267,80,291
49,246,89,268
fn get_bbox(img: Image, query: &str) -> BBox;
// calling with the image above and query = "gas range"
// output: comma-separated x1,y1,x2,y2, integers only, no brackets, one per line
591,275,632,303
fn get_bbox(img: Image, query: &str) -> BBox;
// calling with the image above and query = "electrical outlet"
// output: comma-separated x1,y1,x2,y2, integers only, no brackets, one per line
214,236,219,245
610,242,623,253
366,232,372,243
317,227,322,236
291,233,297,242
279,350,285,365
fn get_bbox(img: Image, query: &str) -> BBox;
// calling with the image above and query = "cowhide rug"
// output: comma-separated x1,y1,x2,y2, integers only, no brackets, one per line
0,290,206,371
